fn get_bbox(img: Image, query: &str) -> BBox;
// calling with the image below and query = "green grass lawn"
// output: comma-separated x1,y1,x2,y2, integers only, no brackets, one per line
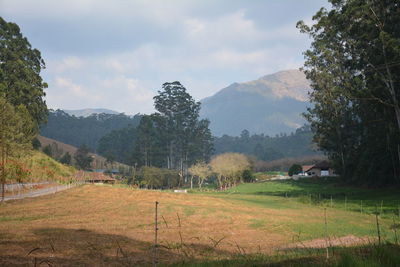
224,177,400,218
192,177,400,242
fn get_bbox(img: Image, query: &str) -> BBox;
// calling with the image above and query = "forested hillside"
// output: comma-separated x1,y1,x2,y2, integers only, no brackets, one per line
40,110,141,151
214,125,319,161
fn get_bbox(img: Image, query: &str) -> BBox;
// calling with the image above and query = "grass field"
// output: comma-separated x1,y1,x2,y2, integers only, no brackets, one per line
0,178,399,266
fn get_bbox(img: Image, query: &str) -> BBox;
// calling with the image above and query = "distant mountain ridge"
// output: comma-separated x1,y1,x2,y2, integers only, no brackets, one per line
200,69,311,136
63,108,120,117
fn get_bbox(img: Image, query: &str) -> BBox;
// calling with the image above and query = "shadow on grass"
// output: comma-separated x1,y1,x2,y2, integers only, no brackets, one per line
225,178,400,214
0,227,233,266
170,244,400,267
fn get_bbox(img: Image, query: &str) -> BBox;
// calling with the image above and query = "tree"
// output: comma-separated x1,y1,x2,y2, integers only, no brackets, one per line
297,0,400,186
138,166,179,189
133,81,213,187
32,138,41,150
288,164,302,176
59,152,72,165
0,17,48,125
210,153,251,190
42,145,53,158
74,145,93,170
188,161,212,189
0,97,35,201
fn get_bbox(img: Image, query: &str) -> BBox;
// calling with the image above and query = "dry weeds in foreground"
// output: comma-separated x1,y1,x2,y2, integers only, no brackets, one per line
0,185,375,266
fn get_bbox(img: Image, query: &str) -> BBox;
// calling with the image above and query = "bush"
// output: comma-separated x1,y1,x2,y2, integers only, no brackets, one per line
288,164,302,176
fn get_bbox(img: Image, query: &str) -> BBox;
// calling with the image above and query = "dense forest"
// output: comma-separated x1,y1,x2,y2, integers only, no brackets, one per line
96,123,319,166
40,110,141,151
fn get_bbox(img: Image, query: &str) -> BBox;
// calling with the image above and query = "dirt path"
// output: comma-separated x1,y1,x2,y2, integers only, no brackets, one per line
3,184,75,202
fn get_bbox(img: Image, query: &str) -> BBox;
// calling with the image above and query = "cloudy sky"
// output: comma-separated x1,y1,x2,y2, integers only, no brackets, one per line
1,0,328,115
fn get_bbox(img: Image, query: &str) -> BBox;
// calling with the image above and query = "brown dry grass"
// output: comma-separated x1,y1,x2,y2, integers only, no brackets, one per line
0,185,304,266
0,185,382,266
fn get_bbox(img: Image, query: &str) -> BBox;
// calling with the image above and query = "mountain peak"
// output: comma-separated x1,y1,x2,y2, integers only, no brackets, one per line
241,69,310,102
200,69,310,136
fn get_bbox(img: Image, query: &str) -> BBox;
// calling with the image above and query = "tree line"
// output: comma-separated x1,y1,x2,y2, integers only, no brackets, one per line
298,0,400,186
213,125,319,161
40,110,141,151
129,152,252,190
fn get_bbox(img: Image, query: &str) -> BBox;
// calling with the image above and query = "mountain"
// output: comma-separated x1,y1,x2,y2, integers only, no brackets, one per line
200,69,311,136
63,108,120,117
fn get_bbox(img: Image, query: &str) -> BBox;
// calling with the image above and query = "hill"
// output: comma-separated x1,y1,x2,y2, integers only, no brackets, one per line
40,110,141,151
63,108,120,117
5,149,77,184
200,69,311,136
37,135,128,170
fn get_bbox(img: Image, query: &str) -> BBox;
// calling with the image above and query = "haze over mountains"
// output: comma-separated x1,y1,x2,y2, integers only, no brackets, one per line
60,69,311,137
200,69,311,136
63,108,120,117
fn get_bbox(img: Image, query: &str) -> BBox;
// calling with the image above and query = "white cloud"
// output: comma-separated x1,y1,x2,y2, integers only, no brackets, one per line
3,0,322,114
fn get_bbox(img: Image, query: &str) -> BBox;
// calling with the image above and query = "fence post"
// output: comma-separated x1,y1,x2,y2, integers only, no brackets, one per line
375,205,381,245
324,208,329,260
153,201,159,267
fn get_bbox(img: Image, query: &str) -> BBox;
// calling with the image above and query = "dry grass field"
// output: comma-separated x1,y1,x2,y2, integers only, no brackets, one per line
0,184,395,266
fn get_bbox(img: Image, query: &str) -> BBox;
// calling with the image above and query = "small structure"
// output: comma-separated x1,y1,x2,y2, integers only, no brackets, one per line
85,173,116,184
302,161,336,177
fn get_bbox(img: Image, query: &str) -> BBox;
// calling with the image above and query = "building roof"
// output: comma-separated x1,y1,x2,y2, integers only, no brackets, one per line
313,160,331,169
302,165,314,172
85,173,116,182
302,161,332,172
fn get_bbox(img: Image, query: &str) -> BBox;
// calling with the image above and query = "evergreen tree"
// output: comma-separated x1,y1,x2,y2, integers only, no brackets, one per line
74,145,93,170
0,17,48,126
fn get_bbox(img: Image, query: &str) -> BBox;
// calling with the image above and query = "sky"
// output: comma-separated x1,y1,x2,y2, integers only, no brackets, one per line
1,0,329,115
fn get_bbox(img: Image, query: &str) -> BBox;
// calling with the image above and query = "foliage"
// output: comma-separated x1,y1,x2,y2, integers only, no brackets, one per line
40,110,141,151
97,125,137,164
32,138,41,150
137,166,179,189
42,145,52,157
288,164,303,176
73,145,93,170
59,152,72,165
188,161,212,188
210,153,251,189
132,82,213,185
242,169,255,183
0,17,48,125
213,126,319,161
0,97,36,199
297,0,400,186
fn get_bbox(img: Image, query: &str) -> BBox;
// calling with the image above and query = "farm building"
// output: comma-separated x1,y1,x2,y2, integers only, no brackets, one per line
302,161,336,177
85,173,116,184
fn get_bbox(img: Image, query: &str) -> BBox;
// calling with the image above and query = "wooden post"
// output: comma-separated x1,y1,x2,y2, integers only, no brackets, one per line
375,206,381,245
360,200,363,214
153,201,159,267
324,208,329,259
